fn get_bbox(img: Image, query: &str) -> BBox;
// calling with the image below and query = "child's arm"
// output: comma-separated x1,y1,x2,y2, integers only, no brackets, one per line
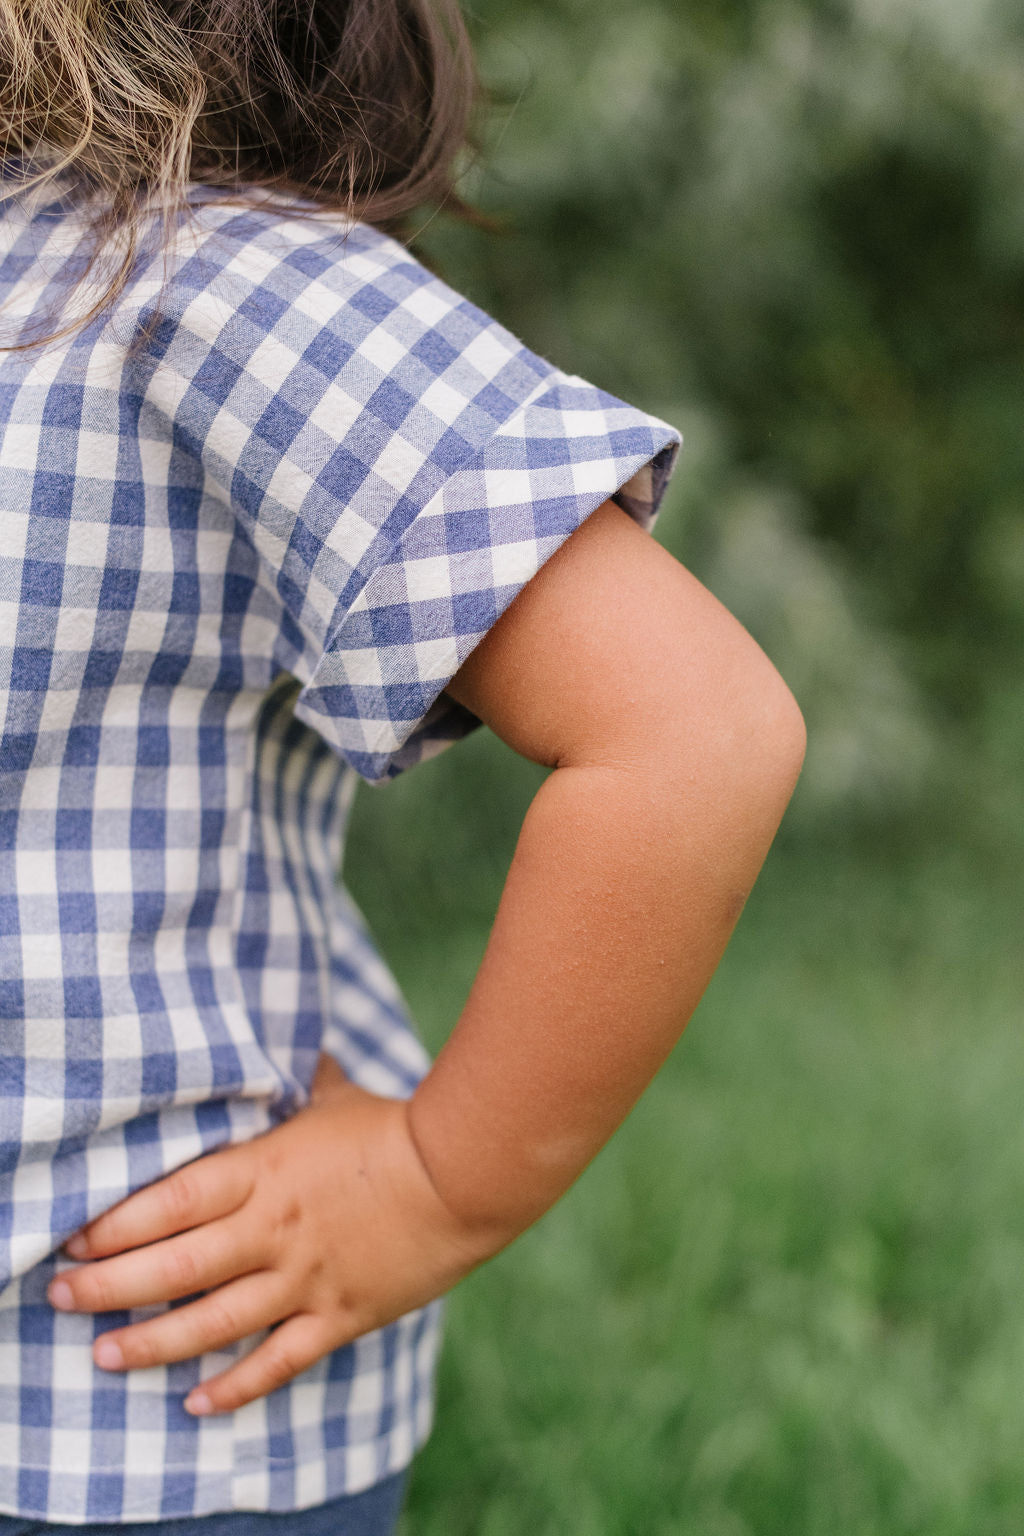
48,500,805,1413
405,498,805,1236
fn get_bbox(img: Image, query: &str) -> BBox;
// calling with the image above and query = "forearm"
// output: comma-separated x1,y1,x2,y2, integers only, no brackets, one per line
406,734,801,1243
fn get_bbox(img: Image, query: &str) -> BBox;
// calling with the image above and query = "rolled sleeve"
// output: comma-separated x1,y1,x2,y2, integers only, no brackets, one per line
292,371,681,782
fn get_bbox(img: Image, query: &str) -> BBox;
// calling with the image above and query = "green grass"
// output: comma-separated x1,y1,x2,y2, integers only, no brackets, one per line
345,735,1024,1534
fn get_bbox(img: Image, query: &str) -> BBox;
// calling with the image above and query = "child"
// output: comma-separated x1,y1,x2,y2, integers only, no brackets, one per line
0,1,805,1531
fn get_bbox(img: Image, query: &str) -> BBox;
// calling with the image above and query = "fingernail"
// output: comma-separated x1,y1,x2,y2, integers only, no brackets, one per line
185,1390,213,1417
94,1339,124,1370
49,1280,75,1311
64,1233,89,1259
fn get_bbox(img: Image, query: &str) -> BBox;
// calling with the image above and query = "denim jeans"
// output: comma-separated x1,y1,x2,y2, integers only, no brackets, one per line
0,1472,409,1536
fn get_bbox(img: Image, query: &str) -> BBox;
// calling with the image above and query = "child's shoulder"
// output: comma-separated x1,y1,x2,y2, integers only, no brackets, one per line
178,187,416,279
147,184,534,405
164,188,484,337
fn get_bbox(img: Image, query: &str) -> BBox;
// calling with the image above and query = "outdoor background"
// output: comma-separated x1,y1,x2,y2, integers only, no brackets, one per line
343,1,1024,1530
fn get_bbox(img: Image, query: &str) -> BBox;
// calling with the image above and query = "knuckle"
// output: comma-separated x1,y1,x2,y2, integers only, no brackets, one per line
263,1343,304,1387
165,1244,199,1294
162,1171,198,1225
214,1381,250,1413
202,1296,242,1348
333,1286,358,1320
81,1272,115,1312
269,1202,303,1250
121,1329,161,1369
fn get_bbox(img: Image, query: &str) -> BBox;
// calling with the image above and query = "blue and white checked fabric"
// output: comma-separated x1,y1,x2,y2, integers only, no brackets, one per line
0,170,681,1523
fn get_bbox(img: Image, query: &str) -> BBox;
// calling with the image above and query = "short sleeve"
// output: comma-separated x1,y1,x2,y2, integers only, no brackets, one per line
296,373,679,782
151,213,682,783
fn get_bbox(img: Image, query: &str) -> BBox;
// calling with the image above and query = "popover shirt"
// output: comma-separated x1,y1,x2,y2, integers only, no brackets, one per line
0,169,681,1522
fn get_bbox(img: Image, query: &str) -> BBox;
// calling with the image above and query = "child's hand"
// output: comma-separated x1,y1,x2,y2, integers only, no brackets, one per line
47,1055,499,1416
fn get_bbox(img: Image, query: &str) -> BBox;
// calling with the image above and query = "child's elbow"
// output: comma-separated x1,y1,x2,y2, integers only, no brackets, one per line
652,640,807,837
704,653,806,830
756,665,807,799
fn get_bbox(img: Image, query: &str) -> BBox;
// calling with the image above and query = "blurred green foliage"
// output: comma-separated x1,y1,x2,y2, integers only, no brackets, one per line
373,820,1024,1535
344,1,1024,1529
417,0,1024,825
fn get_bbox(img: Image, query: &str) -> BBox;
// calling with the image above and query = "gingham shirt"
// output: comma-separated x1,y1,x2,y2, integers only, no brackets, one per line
0,170,681,1523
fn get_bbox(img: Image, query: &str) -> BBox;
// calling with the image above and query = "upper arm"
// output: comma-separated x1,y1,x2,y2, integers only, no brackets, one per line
444,500,806,776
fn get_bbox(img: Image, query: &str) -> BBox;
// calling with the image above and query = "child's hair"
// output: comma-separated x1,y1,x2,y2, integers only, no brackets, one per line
0,0,476,350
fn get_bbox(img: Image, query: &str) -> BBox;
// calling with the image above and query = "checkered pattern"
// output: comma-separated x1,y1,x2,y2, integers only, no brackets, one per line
0,169,681,1523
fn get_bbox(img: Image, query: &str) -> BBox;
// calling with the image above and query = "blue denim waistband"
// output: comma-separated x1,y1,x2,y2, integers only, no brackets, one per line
0,1472,408,1536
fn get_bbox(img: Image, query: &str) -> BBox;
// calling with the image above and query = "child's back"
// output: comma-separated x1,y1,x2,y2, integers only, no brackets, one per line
0,172,679,1521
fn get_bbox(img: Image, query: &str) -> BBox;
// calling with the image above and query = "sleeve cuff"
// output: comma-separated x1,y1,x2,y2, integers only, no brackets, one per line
293,378,682,783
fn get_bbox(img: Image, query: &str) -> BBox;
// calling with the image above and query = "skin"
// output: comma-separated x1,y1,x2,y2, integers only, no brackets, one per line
48,499,807,1416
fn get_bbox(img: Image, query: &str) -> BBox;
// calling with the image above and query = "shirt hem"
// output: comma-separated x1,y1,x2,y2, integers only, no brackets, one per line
0,1399,436,1524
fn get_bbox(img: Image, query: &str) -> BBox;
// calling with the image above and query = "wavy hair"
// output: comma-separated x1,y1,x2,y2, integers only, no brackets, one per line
0,0,478,350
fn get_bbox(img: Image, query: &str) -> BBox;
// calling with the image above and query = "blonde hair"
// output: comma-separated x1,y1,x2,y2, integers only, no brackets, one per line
0,0,476,350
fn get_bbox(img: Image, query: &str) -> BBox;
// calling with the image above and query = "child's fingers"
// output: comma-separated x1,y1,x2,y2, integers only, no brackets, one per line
49,1214,264,1315
184,1311,335,1416
66,1146,255,1258
91,1269,293,1374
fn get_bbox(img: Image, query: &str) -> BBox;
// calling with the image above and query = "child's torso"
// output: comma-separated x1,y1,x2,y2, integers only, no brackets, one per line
0,174,438,1523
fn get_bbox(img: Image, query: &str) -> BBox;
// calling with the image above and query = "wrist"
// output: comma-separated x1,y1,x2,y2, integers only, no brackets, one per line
401,1087,530,1259
308,1069,512,1281
403,1074,577,1254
